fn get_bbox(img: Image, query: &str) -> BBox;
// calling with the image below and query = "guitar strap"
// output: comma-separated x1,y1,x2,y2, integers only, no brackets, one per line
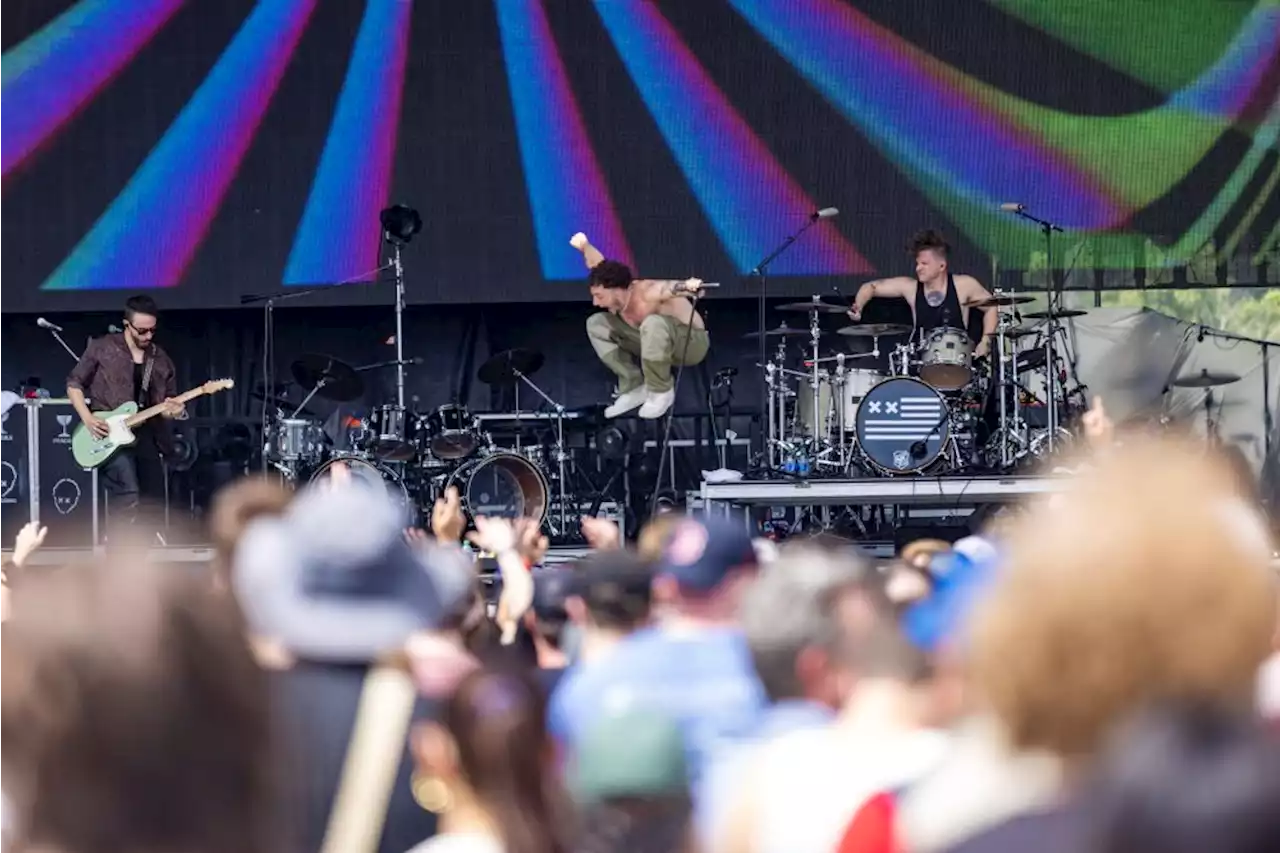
139,349,156,403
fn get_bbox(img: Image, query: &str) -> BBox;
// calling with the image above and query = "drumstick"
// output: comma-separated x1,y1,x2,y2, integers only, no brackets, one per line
569,231,605,269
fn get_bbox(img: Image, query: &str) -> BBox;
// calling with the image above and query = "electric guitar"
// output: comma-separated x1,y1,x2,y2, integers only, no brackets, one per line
71,379,235,469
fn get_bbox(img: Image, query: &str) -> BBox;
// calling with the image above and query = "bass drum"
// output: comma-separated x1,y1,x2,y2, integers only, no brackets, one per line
308,455,409,508
854,377,950,474
446,452,548,525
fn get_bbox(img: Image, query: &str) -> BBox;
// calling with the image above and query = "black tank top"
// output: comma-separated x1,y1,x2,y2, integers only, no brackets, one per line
914,273,963,337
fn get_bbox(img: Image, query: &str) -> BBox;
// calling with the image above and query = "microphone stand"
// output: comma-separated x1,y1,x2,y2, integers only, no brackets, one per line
241,263,394,473
750,213,824,471
43,327,83,362
1010,206,1064,453
1196,325,1277,462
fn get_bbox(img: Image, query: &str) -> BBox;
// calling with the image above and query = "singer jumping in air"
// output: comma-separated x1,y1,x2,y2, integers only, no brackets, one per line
848,229,997,357
571,232,709,419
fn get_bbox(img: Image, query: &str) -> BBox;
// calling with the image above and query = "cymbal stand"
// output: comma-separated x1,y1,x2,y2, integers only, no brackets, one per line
506,366,569,536
833,351,848,468
803,303,824,440
1009,206,1065,452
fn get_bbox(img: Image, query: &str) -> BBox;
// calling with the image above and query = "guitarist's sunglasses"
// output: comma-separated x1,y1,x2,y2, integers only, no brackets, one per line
127,320,156,337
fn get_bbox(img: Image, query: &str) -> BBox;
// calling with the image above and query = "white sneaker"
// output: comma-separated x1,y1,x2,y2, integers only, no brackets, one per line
604,387,649,418
639,389,675,419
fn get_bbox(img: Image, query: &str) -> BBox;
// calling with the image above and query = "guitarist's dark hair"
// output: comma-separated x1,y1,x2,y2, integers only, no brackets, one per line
124,295,159,322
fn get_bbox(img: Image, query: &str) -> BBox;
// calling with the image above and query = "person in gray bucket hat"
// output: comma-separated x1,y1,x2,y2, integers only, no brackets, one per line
232,474,478,853
234,477,474,663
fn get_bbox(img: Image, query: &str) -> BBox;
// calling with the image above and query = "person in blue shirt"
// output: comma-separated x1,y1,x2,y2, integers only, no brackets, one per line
549,516,766,808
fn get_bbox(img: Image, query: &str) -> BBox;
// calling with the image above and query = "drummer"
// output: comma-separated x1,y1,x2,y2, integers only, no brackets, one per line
847,229,997,359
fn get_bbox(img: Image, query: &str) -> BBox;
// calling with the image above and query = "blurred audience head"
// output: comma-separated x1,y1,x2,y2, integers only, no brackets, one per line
410,668,569,853
739,543,876,708
970,436,1276,760
2,558,277,853
1089,702,1280,853
652,515,759,616
233,478,474,663
570,710,693,853
208,474,292,588
635,513,682,561
565,549,653,640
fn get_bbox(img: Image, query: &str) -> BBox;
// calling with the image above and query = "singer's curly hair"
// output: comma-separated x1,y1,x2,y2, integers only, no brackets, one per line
909,229,950,258
588,259,634,290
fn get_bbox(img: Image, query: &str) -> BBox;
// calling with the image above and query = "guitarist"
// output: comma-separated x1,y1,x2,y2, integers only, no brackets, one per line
67,295,186,527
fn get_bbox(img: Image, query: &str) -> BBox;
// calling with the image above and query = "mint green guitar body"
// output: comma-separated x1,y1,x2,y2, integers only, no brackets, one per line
70,402,141,469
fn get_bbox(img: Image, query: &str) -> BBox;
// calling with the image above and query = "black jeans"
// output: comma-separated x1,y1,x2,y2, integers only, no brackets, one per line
100,430,167,533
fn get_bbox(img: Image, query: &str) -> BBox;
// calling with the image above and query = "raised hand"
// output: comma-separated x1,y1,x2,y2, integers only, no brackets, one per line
12,521,48,568
514,517,549,565
431,486,466,543
580,515,621,550
1082,395,1114,447
466,515,517,555
569,232,589,250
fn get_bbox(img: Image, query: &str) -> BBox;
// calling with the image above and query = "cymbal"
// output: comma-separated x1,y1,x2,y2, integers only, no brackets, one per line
1024,309,1088,320
837,323,912,338
774,300,849,314
1000,325,1040,339
290,354,364,402
743,326,814,339
966,294,1034,308
477,348,545,385
1171,369,1242,388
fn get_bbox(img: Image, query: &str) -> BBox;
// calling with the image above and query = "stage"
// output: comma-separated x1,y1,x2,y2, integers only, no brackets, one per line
699,474,1065,514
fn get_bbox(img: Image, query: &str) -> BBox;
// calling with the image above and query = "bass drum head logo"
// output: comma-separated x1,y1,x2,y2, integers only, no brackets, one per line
893,449,912,470
1,407,10,441
1,461,17,501
52,478,82,515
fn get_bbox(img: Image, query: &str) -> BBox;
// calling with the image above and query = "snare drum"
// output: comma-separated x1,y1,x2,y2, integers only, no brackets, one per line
368,405,415,462
268,418,326,463
797,368,883,436
918,327,973,391
427,403,480,460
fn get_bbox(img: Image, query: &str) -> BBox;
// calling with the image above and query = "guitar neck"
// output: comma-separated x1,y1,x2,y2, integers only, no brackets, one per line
124,387,207,428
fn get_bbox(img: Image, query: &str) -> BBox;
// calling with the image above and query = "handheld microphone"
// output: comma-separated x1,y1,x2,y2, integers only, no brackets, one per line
810,207,840,221
107,324,123,333
36,317,64,332
999,202,1025,212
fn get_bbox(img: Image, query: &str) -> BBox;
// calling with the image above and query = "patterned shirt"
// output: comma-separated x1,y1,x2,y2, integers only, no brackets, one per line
67,333,177,450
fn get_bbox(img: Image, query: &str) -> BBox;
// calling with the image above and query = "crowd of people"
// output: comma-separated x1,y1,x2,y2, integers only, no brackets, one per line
3,410,1280,853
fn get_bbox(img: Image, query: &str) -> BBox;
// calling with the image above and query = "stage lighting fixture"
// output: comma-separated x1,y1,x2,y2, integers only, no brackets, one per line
380,204,422,244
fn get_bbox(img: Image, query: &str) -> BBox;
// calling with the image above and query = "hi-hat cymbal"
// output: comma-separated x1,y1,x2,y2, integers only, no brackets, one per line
966,294,1035,308
290,354,364,402
477,348,545,385
1024,309,1088,320
1171,369,1242,388
837,323,912,338
743,326,815,339
774,299,849,314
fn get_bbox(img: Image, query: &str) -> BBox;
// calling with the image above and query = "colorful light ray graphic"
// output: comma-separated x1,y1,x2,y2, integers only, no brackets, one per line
495,0,632,278
42,0,318,292
728,0,1280,259
285,0,412,285
1,0,186,177
592,0,869,276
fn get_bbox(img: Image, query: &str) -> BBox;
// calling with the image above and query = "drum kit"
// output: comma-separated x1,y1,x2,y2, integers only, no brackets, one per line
753,292,1090,477
262,347,575,531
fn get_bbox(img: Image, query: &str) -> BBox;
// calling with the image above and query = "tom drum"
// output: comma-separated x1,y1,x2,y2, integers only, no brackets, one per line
918,327,973,391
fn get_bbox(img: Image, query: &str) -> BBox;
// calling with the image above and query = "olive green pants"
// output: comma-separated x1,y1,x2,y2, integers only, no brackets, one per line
586,311,710,394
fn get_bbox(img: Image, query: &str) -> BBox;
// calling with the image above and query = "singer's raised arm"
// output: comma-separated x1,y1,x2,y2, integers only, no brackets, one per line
569,232,606,269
